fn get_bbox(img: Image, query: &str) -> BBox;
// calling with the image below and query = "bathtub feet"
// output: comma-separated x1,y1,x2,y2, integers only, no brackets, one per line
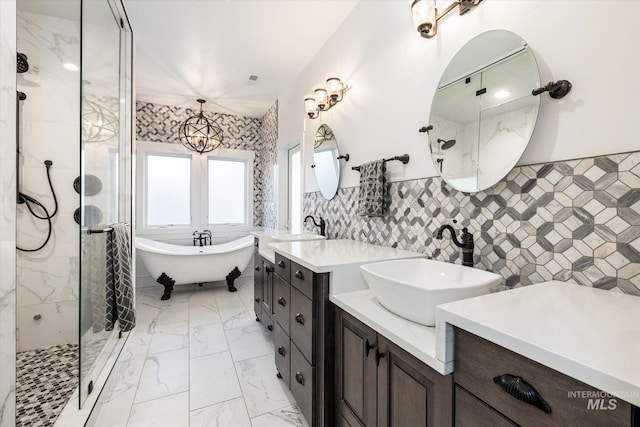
157,272,175,300
226,266,242,292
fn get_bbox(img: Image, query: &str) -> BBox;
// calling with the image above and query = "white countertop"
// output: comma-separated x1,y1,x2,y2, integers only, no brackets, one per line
331,290,450,374
250,229,325,263
436,281,640,407
267,239,424,274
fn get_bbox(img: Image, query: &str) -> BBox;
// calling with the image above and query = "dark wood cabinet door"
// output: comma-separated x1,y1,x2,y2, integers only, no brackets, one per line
253,255,263,318
377,336,452,427
335,309,378,427
455,385,517,427
261,260,273,314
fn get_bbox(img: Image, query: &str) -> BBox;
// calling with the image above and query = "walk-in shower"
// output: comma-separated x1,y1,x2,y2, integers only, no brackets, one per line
15,0,133,424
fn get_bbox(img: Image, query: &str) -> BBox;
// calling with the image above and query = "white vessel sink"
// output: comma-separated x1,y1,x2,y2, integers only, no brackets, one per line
360,258,503,326
270,233,326,242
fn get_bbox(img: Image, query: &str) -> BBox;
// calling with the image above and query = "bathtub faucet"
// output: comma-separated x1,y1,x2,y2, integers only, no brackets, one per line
193,230,212,246
304,215,326,237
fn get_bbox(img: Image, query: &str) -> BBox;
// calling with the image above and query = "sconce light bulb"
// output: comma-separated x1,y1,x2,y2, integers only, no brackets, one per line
314,87,329,110
326,76,343,102
411,0,437,38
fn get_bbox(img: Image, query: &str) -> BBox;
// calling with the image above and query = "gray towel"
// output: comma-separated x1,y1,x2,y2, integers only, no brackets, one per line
358,160,387,217
105,223,136,332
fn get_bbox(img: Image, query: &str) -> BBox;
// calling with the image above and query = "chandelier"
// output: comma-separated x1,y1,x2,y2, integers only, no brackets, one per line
178,99,223,154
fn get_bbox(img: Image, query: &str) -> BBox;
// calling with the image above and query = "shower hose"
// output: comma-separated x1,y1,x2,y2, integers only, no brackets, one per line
17,160,58,252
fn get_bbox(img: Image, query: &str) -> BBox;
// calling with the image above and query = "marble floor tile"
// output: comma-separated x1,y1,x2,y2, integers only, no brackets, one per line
220,308,257,330
235,354,295,417
147,320,189,355
156,302,189,325
189,323,228,358
189,397,251,427
118,321,155,360
190,351,242,410
226,324,273,362
134,348,189,404
250,404,309,427
189,295,221,327
128,392,189,427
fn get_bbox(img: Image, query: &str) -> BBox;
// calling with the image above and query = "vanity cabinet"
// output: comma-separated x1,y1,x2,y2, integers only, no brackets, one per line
253,252,275,332
454,327,638,426
272,253,333,427
335,308,453,427
253,241,263,318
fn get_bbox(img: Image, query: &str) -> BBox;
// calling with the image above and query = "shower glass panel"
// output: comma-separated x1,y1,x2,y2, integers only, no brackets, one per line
79,0,132,407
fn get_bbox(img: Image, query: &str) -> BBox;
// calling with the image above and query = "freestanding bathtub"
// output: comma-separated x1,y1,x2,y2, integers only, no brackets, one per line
135,235,254,300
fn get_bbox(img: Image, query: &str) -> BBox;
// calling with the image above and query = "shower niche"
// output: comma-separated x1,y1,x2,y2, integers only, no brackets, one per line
15,0,133,422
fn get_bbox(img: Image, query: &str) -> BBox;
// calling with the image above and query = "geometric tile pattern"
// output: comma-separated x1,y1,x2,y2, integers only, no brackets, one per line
136,101,277,226
257,101,279,229
304,151,640,296
16,344,79,427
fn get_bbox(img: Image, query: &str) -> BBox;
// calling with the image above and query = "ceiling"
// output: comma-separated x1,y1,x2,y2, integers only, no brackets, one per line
124,0,360,118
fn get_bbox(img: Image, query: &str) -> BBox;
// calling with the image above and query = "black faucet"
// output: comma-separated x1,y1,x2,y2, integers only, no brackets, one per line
436,223,474,267
304,215,326,237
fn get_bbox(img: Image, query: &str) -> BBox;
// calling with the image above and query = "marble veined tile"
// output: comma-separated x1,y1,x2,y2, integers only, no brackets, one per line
235,354,296,417
250,404,309,427
118,320,154,361
225,324,273,362
134,348,189,404
220,308,256,330
156,302,189,325
189,294,221,327
189,323,228,358
128,392,189,427
147,320,188,355
189,397,251,427
189,351,241,410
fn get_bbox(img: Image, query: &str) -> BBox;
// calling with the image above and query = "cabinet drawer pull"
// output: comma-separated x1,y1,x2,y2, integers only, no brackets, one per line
277,297,286,306
265,266,274,274
255,297,260,303
375,348,385,366
267,324,274,331
277,346,286,356
294,313,305,325
255,266,260,271
278,260,286,268
365,339,375,357
295,371,305,385
493,374,552,414
294,270,304,280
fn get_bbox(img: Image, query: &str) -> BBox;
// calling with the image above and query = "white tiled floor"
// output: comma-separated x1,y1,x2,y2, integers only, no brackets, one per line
87,277,308,427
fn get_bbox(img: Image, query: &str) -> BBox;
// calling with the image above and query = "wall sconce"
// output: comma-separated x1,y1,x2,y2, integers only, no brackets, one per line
304,75,349,119
411,0,482,39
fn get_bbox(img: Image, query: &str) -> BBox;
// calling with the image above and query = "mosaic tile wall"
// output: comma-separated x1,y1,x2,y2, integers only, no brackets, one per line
258,101,279,229
304,151,640,296
136,101,278,226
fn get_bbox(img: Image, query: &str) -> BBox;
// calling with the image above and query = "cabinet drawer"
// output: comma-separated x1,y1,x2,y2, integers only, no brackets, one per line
272,274,290,335
291,261,313,299
454,328,631,427
291,342,314,426
274,322,290,388
290,286,314,364
455,385,516,427
274,253,291,282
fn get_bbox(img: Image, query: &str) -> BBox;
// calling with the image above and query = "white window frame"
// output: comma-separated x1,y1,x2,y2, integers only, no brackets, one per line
136,140,254,236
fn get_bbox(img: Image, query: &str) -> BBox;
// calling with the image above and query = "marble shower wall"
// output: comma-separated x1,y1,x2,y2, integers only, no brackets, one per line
136,100,279,227
304,151,640,296
16,11,80,351
258,102,278,229
0,0,17,423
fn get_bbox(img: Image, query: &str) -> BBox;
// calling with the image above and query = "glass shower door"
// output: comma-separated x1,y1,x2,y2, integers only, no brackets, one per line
79,0,132,407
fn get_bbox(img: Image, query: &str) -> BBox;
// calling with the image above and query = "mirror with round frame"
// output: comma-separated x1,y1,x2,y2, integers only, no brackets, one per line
428,30,541,193
313,123,341,200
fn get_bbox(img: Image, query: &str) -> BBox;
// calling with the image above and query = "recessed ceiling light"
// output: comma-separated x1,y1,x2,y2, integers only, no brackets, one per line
494,89,511,99
63,62,79,71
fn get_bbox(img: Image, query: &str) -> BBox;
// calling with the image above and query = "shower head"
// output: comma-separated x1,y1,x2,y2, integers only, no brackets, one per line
437,138,456,150
17,53,29,73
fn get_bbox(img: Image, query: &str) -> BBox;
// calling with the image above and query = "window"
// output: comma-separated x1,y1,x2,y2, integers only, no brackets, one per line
137,141,254,234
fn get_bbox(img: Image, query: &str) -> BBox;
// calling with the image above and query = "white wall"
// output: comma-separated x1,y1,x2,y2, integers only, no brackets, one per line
16,11,80,351
0,1,17,423
277,1,640,192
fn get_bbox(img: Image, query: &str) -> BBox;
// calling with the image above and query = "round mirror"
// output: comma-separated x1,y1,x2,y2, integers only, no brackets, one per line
313,124,340,200
428,30,540,192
